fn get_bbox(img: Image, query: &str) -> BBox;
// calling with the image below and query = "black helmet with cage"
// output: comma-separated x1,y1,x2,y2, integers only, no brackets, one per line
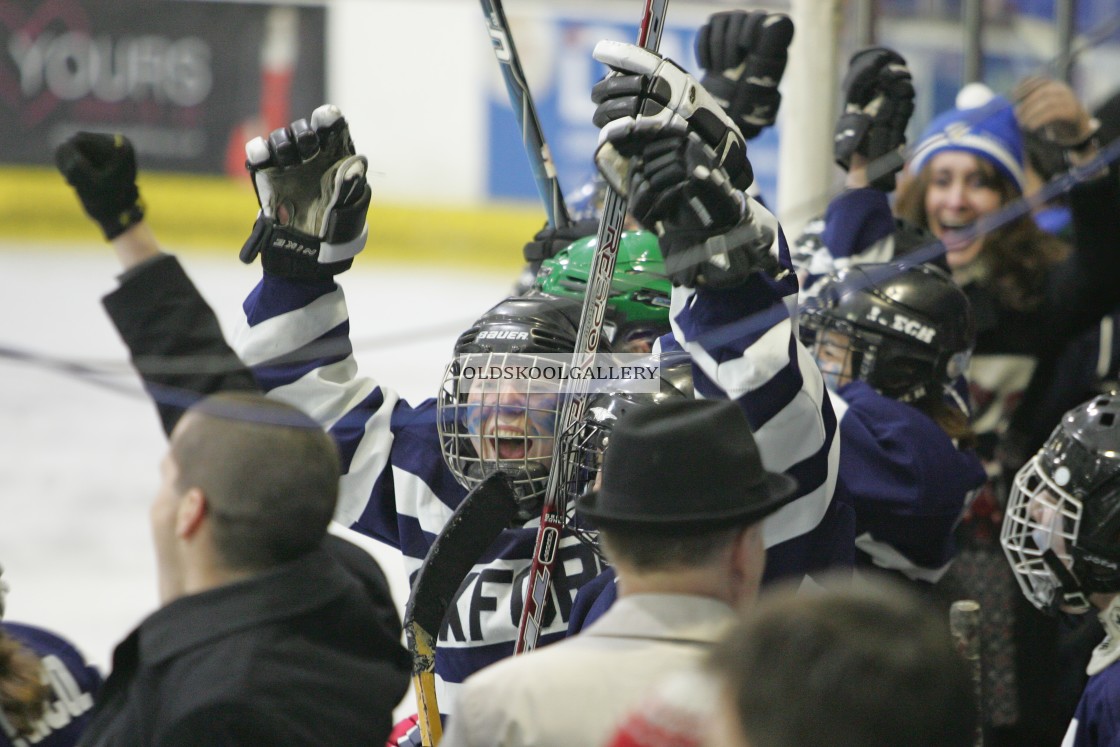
437,292,609,519
1001,394,1120,614
556,350,694,517
799,261,974,402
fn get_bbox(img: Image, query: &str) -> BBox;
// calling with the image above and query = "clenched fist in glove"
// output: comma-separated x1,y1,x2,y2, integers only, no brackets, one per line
833,47,914,192
696,10,794,141
622,131,776,289
591,41,752,196
55,133,145,240
240,104,371,281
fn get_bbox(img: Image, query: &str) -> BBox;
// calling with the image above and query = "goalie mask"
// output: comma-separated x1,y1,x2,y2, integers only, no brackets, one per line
437,293,609,519
1001,395,1120,614
534,230,671,353
799,262,974,402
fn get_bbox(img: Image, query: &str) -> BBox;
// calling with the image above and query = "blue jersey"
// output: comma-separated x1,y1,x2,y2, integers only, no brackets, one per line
1065,662,1120,747
833,381,986,582
0,622,102,747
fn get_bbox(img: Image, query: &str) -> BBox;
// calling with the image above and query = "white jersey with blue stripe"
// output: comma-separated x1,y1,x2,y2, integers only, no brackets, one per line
233,276,606,721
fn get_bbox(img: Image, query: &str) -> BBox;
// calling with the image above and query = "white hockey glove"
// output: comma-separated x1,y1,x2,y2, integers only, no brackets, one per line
696,10,794,141
240,104,370,281
590,41,752,197
625,131,776,289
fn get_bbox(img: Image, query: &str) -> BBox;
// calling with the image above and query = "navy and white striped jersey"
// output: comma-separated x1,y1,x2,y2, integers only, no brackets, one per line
233,278,606,718
665,198,848,582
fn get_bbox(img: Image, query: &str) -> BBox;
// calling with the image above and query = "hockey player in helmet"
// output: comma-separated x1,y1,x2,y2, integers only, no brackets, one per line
1000,395,1120,746
800,261,986,585
532,230,671,353
1001,395,1120,616
438,293,607,519
800,261,974,405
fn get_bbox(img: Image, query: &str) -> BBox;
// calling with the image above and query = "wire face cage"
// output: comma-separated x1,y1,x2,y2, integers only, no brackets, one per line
437,351,565,518
1001,455,1086,613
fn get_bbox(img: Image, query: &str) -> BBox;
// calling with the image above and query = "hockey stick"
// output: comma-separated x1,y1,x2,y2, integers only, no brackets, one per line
480,0,572,229
403,472,519,746
514,0,671,656
949,599,984,747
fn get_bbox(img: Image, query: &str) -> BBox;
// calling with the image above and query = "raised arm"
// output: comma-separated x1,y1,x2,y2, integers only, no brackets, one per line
55,133,257,435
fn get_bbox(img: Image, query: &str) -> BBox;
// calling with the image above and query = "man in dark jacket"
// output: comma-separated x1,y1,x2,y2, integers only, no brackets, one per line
76,391,410,746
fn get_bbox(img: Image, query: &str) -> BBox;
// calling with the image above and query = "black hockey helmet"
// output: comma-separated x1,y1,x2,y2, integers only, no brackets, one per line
437,292,610,519
1002,394,1120,614
557,351,694,519
799,262,974,402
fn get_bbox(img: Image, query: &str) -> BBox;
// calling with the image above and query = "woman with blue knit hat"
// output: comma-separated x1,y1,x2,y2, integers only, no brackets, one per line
806,60,1120,747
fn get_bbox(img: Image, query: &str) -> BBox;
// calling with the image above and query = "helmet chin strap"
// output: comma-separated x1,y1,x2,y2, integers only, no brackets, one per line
1043,548,1092,614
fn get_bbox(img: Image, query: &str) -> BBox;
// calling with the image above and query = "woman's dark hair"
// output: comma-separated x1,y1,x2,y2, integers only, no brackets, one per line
895,158,1069,311
911,393,977,449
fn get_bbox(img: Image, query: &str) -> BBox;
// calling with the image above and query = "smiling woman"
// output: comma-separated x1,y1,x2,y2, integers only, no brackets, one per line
887,86,1120,746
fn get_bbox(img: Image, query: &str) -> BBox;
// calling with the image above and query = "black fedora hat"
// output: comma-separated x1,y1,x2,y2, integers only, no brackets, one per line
576,399,798,532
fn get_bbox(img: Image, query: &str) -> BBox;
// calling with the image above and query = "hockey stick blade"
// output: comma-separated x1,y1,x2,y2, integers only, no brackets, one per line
403,471,519,746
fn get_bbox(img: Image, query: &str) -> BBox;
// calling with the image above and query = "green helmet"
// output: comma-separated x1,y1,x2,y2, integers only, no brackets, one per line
532,230,671,351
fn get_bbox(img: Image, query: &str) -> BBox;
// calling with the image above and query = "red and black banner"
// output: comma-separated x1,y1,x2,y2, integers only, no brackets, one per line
0,0,326,175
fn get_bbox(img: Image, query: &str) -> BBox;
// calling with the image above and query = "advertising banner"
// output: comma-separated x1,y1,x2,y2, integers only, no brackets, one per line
0,0,325,175
485,11,782,212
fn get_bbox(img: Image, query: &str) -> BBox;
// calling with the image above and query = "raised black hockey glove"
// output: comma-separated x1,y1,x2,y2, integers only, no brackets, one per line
591,41,752,196
833,47,914,192
240,104,370,281
55,132,145,240
696,10,794,141
522,217,600,263
626,131,776,289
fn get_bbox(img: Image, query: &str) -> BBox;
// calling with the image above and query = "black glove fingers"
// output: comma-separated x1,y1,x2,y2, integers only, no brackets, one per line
590,74,648,105
628,175,657,227
593,96,643,129
645,154,688,194
732,12,766,66
54,139,91,182
754,14,794,58
640,134,686,162
843,49,889,104
69,132,118,168
720,11,755,69
289,118,320,162
696,19,715,70
268,126,300,168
